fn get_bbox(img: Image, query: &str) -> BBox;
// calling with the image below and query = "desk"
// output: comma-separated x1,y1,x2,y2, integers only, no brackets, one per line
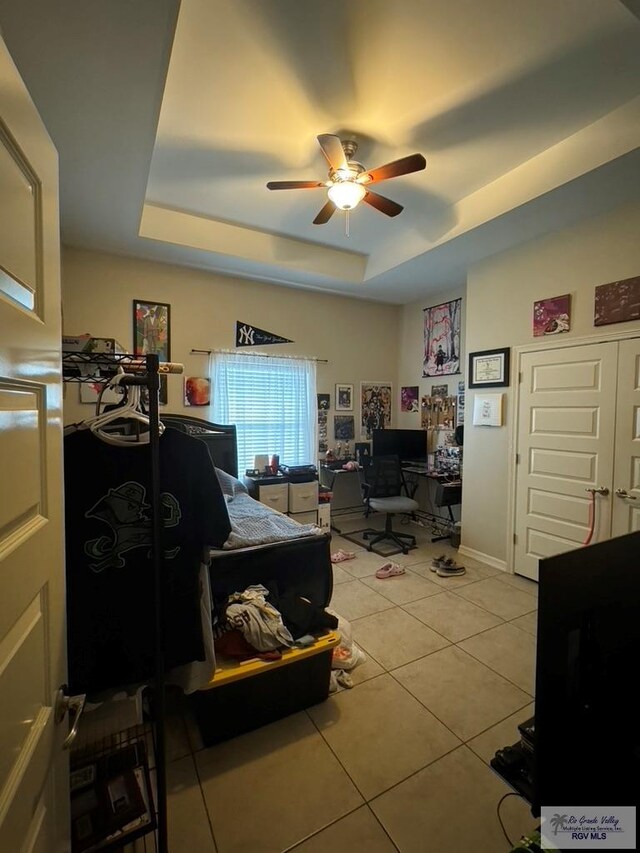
402,467,462,542
319,465,363,533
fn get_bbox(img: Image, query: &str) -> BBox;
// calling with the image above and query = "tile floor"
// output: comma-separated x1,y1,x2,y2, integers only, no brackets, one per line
162,518,539,852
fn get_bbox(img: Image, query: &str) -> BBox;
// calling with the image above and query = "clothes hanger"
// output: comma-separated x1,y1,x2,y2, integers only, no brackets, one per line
81,371,165,446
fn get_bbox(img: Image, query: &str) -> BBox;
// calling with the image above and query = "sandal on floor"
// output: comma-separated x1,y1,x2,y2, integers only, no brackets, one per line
375,562,406,579
331,549,356,564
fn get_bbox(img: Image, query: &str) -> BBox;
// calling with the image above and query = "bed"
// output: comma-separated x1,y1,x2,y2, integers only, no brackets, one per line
161,414,333,608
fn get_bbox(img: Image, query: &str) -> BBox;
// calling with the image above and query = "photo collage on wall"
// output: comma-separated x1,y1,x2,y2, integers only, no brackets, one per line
317,394,329,453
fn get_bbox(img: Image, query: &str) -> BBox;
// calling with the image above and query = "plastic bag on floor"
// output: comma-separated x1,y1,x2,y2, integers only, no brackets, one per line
326,608,366,671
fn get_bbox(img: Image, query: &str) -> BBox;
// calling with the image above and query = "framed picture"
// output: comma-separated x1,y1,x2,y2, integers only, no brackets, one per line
468,348,510,388
317,393,330,411
335,384,353,411
533,293,571,336
423,298,461,377
334,415,355,441
133,300,171,361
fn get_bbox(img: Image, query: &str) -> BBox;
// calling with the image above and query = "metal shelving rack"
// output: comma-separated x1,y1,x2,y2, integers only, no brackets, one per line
63,351,182,853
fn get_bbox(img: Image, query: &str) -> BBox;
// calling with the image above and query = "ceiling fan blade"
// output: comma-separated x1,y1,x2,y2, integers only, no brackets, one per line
266,180,325,190
360,153,426,184
313,200,336,225
317,134,348,172
363,190,403,217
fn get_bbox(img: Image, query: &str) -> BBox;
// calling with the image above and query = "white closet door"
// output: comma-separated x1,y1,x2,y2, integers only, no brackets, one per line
0,36,68,851
611,337,640,536
514,342,618,580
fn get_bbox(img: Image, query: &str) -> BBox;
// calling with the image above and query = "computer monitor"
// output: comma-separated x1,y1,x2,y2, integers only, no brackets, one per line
372,429,427,461
533,531,640,814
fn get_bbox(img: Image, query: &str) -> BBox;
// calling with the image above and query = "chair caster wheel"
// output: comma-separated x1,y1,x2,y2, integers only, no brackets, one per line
367,545,373,552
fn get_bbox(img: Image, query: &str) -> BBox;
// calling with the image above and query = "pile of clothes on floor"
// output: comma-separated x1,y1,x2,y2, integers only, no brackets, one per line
212,583,366,690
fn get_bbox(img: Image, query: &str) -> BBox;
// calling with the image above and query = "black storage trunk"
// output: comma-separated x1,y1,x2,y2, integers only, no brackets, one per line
190,638,335,746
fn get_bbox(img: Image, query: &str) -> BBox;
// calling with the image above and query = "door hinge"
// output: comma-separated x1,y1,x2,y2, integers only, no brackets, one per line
515,454,519,464
519,371,523,383
513,533,517,544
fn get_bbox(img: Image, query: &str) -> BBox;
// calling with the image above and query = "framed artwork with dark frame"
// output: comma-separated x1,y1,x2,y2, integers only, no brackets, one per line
133,300,171,361
335,383,353,411
468,347,510,388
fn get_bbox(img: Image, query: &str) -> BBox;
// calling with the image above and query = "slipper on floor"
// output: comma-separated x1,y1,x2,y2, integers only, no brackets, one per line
331,549,356,564
375,562,405,579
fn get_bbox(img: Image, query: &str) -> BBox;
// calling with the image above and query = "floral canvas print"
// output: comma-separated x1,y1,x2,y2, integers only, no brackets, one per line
423,298,461,377
533,294,571,336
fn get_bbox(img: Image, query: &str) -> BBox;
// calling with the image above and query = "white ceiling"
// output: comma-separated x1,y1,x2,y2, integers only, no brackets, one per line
2,0,639,303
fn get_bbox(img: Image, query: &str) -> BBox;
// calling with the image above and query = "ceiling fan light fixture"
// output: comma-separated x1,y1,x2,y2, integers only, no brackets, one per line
327,180,366,210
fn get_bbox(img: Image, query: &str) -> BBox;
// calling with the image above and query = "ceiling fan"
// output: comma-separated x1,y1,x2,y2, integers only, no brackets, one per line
266,134,426,225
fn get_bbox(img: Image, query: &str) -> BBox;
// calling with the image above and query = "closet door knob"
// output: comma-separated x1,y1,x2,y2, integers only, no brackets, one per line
55,685,87,749
615,489,637,500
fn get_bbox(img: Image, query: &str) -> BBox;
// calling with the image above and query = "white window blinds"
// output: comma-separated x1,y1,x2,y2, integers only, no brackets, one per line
211,352,317,473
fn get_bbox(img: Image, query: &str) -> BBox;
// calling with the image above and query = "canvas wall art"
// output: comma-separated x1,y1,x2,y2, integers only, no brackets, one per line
400,386,419,412
431,384,448,397
361,383,392,439
317,393,330,411
533,294,571,336
184,377,210,406
334,415,355,441
423,298,461,377
594,276,640,326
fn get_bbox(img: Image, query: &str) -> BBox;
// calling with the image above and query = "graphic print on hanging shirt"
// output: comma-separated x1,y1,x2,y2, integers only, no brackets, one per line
84,480,181,572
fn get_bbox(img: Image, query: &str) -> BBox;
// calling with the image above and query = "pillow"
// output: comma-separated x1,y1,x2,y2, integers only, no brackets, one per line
215,467,248,499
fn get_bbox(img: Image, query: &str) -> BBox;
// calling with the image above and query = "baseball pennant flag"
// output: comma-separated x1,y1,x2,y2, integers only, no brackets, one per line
236,321,294,348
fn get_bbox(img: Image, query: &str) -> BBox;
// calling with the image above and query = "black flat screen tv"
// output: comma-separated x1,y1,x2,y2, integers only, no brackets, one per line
534,531,640,814
372,429,427,461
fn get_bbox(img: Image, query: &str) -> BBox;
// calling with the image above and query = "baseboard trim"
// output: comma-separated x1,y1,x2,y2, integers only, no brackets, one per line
458,545,507,573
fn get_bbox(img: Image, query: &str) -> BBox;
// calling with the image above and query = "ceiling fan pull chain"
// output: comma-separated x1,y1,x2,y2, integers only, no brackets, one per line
345,209,350,238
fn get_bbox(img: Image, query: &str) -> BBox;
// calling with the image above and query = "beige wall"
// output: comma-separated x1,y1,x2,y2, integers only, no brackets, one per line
61,248,400,450
396,287,466,430
461,199,640,566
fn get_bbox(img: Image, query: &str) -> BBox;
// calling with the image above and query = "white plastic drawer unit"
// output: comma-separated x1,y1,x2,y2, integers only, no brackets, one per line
288,481,319,514
259,482,289,513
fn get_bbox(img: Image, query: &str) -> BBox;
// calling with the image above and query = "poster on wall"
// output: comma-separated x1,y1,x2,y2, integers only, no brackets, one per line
361,383,392,439
334,415,355,440
400,386,419,412
318,410,328,453
533,294,571,336
317,394,330,411
457,380,465,426
423,298,461,377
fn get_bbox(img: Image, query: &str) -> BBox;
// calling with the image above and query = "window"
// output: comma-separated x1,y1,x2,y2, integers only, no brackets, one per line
211,352,317,472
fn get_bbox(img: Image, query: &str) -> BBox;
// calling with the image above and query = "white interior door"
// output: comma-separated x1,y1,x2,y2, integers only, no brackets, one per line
611,336,640,536
0,37,69,852
514,342,618,580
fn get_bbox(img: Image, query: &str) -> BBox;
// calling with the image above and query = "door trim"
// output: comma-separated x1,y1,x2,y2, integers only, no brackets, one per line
507,328,640,574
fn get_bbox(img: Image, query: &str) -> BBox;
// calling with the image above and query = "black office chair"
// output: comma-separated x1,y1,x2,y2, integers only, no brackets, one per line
360,455,419,554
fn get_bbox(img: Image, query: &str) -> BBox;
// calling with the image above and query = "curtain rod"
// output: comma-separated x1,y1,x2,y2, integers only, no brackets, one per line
191,348,328,364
